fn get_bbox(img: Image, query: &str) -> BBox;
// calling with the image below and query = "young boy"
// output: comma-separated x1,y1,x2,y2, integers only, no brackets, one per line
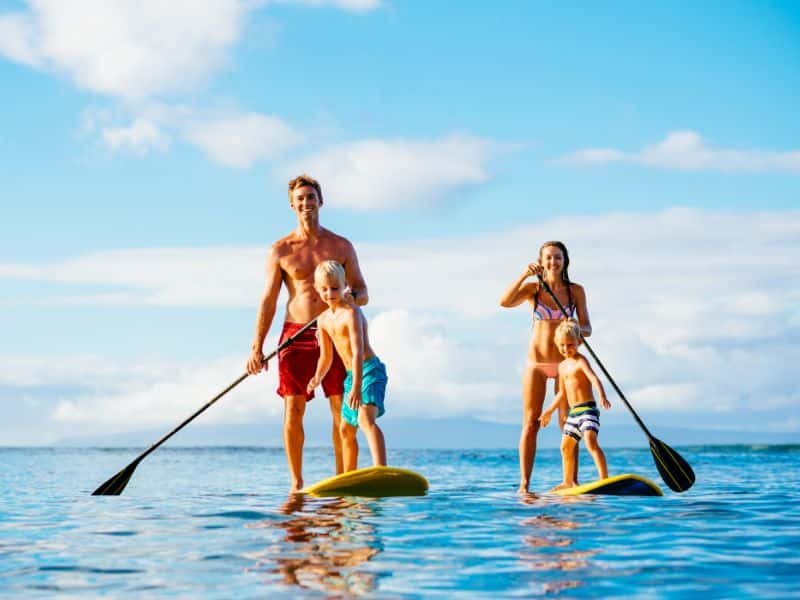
307,260,388,472
539,320,611,490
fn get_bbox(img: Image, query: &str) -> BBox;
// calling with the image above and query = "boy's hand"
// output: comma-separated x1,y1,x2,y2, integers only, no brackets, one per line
348,389,362,411
600,395,611,410
306,375,321,394
539,411,552,428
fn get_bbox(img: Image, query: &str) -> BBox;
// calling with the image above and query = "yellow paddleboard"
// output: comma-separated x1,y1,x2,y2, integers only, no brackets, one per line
302,466,429,497
553,473,663,497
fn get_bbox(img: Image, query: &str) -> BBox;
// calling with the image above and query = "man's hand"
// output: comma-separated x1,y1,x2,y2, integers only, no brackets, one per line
246,350,267,375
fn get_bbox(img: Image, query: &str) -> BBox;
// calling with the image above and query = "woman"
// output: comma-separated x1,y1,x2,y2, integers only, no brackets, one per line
499,241,592,493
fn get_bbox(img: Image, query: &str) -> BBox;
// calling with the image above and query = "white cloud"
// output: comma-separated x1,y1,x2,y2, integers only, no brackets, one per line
563,130,800,173
0,11,39,65
101,118,169,155
0,246,267,307
49,354,284,429
0,0,250,100
270,0,380,11
185,113,304,168
0,1,382,101
2,208,799,437
280,135,499,210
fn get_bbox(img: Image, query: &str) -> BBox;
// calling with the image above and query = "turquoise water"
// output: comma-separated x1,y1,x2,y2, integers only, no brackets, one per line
2,445,799,598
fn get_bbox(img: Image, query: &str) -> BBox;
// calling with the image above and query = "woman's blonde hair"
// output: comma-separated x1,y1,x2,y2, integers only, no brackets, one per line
314,260,346,287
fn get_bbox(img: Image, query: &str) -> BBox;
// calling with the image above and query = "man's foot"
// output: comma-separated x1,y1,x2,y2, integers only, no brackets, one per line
518,481,530,495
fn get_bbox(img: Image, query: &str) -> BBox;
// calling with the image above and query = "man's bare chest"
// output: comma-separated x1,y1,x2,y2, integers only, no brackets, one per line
281,246,345,281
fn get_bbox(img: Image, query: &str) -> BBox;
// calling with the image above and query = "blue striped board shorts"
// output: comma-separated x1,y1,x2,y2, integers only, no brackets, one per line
342,356,388,428
563,400,600,441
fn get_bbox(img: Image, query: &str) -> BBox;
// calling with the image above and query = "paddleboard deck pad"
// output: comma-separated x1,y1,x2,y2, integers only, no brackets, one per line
553,473,663,496
302,466,428,497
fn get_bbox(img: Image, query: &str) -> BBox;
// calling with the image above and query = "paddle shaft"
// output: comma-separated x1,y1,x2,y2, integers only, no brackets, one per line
537,277,655,440
121,318,317,466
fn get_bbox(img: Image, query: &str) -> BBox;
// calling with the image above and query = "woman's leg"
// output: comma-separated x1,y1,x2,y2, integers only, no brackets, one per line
519,365,547,493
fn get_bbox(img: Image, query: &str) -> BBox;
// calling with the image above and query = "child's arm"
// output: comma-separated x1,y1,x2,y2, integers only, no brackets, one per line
539,389,566,427
306,323,334,394
579,356,610,409
346,307,366,410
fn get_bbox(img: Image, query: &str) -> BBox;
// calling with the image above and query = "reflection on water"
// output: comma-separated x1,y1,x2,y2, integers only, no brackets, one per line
246,494,383,596
517,494,596,594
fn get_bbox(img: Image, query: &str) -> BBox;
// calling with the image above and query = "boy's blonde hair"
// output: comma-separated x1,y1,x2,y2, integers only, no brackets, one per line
554,320,581,343
314,260,346,287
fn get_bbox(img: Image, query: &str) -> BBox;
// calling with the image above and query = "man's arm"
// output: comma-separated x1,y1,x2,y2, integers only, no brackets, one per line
246,246,283,375
342,240,369,306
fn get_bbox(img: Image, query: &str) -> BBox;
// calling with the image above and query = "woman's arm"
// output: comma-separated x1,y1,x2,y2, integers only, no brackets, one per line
499,265,539,308
573,284,592,338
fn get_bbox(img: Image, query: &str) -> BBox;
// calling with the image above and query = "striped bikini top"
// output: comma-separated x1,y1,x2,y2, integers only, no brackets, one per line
532,284,576,321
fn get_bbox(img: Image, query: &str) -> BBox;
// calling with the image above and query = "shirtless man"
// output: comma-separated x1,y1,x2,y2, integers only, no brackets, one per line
246,174,368,493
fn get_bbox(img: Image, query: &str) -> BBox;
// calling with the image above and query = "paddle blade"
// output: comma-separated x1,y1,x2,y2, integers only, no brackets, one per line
649,438,695,493
92,460,139,496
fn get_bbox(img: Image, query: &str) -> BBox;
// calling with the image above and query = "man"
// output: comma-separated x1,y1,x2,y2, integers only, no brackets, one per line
247,174,368,492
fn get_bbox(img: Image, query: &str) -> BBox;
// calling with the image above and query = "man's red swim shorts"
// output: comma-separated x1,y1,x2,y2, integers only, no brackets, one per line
276,321,346,401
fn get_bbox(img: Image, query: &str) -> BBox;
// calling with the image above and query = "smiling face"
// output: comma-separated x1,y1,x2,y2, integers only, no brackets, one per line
555,333,580,359
314,273,344,307
539,244,565,279
290,184,322,222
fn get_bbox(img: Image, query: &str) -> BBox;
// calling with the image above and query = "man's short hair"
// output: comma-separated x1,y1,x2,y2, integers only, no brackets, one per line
288,174,323,202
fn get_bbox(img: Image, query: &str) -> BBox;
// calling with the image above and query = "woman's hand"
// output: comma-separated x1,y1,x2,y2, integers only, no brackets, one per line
526,262,544,278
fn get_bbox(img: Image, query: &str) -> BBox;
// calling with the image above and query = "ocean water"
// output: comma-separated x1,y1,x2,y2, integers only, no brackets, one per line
1,445,799,598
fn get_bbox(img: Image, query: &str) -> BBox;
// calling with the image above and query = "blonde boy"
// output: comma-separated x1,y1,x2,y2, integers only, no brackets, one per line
307,261,388,471
539,320,611,490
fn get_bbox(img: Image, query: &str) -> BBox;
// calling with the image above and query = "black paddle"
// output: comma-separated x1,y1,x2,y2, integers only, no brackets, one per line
538,277,695,493
92,318,317,496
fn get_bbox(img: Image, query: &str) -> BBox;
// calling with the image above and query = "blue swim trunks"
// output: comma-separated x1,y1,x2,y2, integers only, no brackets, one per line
563,400,600,441
341,356,388,428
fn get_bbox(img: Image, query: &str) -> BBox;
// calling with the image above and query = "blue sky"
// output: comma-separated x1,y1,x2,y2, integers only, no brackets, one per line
1,1,798,445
